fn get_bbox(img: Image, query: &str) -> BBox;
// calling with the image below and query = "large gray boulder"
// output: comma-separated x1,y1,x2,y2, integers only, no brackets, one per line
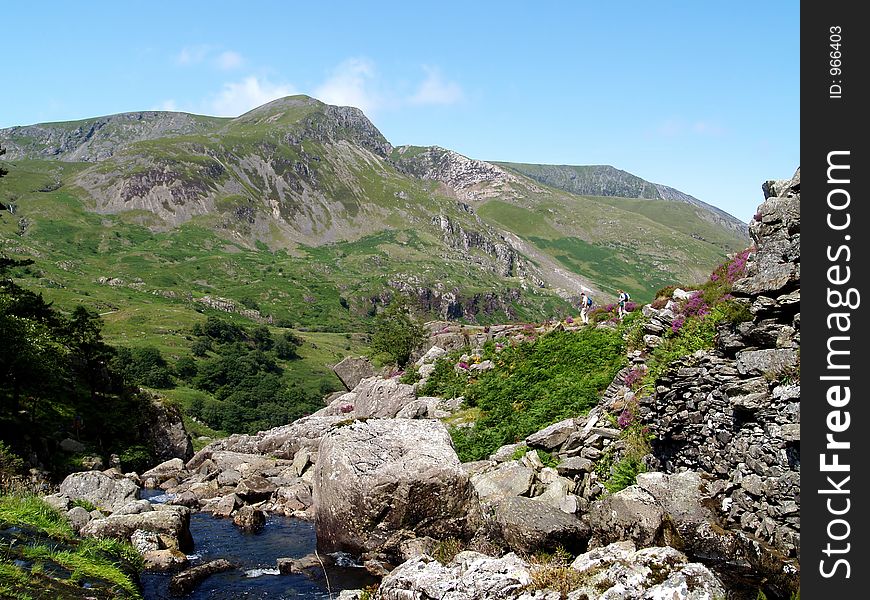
351,377,417,418
470,461,534,503
333,356,375,391
376,551,532,600
314,419,481,557
58,471,139,513
80,505,193,551
524,418,576,450
494,496,589,555
570,541,726,600
145,397,194,462
588,485,672,549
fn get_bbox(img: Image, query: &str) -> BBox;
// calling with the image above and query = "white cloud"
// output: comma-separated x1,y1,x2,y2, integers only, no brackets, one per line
175,45,211,66
209,76,297,117
313,58,381,113
156,99,179,111
216,51,243,70
409,66,463,106
691,120,725,136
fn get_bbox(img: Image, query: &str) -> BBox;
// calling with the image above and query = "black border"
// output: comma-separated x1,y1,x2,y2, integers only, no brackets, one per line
801,2,868,596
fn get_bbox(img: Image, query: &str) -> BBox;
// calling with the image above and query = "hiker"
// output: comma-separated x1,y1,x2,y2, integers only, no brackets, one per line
580,292,592,324
617,289,631,319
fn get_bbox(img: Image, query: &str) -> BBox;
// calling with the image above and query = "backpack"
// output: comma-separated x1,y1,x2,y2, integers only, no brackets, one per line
586,296,593,307
623,292,630,301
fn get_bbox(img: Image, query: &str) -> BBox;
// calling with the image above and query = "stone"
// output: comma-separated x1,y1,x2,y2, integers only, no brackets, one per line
131,529,160,553
524,418,576,450
169,559,234,596
233,505,266,532
494,496,589,554
217,468,242,487
145,397,194,463
186,415,348,466
59,470,139,513
570,542,726,600
41,493,71,513
488,443,523,463
314,419,480,557
66,506,91,533
333,356,375,390
470,461,534,503
113,499,153,515
588,486,669,548
210,493,242,518
736,348,799,377
80,505,193,552
415,345,447,367
141,458,186,485
235,475,277,502
291,448,310,477
143,548,189,571
377,552,532,600
351,377,417,418
555,456,594,476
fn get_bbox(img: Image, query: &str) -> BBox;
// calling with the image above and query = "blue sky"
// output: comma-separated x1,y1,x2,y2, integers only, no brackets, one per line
3,1,798,222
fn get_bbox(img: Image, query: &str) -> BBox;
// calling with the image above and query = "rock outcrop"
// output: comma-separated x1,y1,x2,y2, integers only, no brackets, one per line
57,471,139,513
314,419,481,560
639,168,800,560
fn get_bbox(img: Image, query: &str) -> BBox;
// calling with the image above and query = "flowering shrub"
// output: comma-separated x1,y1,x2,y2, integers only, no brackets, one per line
624,301,637,313
565,316,574,324
671,314,686,333
339,403,354,414
623,367,644,389
617,407,634,429
457,361,469,370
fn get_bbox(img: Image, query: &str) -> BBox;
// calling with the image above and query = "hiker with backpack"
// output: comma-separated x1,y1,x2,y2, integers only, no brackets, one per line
617,289,630,319
580,292,593,324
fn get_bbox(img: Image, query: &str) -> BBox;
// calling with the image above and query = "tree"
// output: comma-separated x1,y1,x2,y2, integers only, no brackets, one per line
369,298,426,368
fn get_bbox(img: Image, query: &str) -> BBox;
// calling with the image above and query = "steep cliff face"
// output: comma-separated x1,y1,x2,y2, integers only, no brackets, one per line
640,168,800,557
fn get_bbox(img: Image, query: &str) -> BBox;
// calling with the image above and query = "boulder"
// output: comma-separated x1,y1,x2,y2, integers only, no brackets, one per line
113,499,153,515
377,551,532,600
235,475,277,502
141,458,186,485
143,548,189,571
351,377,417,418
333,356,376,390
494,496,589,555
144,397,194,462
588,485,672,549
80,505,193,551
314,419,480,557
470,461,534,503
570,541,726,600
58,471,139,513
210,493,242,518
524,418,576,450
233,505,266,532
66,506,91,533
415,345,447,367
169,559,234,596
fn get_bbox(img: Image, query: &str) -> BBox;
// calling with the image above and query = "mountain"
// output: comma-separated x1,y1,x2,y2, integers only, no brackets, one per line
494,162,747,238
0,96,748,347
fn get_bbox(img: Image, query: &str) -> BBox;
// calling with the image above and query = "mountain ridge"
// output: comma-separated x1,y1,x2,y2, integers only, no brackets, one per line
1,95,749,329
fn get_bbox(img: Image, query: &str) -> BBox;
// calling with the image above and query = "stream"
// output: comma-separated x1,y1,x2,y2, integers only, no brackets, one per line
140,492,377,599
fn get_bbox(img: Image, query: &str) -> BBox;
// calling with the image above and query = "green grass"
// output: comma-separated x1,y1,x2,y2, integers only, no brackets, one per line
423,328,627,462
0,495,142,598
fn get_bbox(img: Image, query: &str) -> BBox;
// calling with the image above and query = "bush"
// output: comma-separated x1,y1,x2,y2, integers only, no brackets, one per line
447,328,626,461
369,299,426,368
